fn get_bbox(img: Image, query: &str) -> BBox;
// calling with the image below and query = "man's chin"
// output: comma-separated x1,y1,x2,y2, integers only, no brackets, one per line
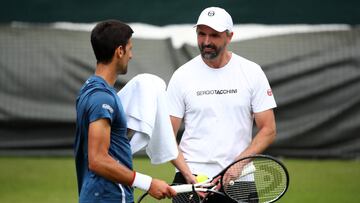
201,53,218,60
118,69,127,75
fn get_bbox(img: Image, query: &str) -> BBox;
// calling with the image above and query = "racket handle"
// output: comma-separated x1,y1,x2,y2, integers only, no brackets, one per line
171,184,193,193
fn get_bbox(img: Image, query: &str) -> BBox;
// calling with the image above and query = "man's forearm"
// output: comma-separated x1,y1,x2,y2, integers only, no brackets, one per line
237,126,276,160
171,149,196,184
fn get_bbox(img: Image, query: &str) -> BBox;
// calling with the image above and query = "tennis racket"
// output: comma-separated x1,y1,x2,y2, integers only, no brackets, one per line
137,183,202,203
137,154,289,203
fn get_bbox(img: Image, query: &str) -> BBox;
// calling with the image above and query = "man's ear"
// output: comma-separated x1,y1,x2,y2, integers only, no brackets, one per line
227,32,234,43
116,46,124,58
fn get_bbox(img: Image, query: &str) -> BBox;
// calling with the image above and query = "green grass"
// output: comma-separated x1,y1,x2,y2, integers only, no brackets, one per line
0,157,77,203
0,157,359,203
281,159,360,203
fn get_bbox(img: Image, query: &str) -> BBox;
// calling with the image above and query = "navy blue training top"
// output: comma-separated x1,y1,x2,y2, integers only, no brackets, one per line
74,75,133,203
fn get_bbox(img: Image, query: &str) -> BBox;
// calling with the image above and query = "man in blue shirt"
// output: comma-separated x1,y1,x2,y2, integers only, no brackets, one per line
74,19,176,203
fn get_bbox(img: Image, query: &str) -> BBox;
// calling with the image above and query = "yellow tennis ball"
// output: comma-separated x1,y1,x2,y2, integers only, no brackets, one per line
196,174,208,183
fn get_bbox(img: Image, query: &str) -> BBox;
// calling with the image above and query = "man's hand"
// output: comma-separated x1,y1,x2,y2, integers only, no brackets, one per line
184,173,197,184
148,179,177,199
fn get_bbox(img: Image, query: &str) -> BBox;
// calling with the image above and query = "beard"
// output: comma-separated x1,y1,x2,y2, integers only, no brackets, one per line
117,64,128,74
199,43,224,60
120,67,127,74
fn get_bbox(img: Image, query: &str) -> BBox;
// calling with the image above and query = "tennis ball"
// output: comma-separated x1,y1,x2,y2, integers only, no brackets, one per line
196,174,209,183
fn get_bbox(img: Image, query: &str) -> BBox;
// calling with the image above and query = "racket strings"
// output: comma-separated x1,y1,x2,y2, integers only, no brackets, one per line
137,191,200,203
222,158,288,203
171,183,201,203
172,191,201,203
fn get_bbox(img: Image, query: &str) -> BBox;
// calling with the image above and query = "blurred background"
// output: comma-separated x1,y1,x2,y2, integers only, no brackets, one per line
1,0,359,158
0,0,359,202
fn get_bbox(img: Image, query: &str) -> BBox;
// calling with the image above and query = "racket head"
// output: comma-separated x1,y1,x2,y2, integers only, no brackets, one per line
136,183,201,203
136,191,149,203
220,154,289,203
171,183,201,203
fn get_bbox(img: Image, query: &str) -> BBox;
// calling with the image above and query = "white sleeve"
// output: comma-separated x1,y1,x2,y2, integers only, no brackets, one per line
251,65,277,113
166,71,185,118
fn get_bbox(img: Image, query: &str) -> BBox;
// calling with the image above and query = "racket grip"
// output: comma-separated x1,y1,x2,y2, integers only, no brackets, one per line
171,184,193,193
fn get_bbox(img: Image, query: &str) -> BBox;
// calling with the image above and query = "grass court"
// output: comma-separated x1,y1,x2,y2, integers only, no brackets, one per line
0,156,359,203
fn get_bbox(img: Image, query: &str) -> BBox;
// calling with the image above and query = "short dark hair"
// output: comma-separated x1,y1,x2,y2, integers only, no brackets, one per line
90,20,134,64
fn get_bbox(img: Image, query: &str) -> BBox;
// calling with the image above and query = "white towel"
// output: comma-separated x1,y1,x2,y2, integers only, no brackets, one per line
117,73,178,164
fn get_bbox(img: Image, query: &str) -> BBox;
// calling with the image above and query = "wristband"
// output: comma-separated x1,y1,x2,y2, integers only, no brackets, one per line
132,172,152,191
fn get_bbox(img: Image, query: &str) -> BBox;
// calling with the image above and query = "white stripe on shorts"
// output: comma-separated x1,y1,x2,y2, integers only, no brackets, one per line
118,184,126,203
